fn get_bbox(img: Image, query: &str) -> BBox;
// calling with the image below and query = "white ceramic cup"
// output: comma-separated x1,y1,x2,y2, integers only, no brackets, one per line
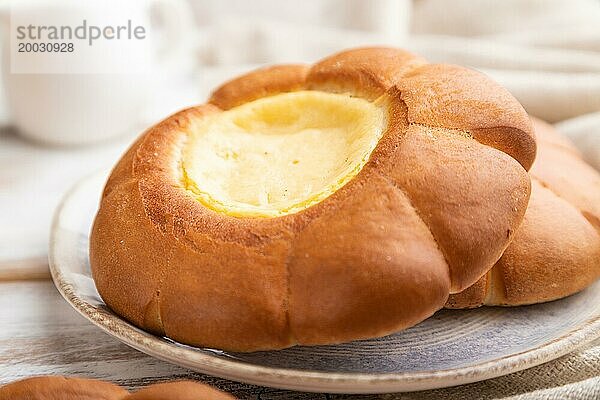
0,0,195,145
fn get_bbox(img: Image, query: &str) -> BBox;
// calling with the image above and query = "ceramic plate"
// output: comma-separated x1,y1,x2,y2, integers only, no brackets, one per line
49,171,600,394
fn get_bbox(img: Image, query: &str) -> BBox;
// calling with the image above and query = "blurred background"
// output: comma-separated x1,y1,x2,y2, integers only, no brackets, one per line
1,0,600,277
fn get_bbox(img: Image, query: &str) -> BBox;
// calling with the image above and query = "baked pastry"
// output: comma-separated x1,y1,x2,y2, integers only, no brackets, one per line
0,376,128,400
127,381,235,400
0,376,235,400
447,118,600,308
90,47,535,351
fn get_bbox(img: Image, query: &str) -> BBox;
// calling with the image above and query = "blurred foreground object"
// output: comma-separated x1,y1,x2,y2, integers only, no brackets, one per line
0,376,236,400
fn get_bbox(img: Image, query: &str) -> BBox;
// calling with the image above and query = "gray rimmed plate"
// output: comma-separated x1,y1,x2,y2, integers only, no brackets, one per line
49,170,600,394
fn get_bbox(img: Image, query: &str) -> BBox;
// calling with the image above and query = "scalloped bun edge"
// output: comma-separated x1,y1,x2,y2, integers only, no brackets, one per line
90,47,536,351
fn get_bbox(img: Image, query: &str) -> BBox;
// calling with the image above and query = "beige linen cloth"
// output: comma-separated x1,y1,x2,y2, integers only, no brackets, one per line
1,0,599,398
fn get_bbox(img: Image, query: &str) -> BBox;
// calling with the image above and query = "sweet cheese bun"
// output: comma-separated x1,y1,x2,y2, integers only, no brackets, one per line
447,118,600,308
90,47,534,351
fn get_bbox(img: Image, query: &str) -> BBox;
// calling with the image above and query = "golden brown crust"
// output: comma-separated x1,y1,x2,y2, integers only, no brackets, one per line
530,121,600,231
306,47,426,100
288,173,450,344
91,47,534,351
0,376,128,400
444,275,490,309
209,64,308,110
396,64,536,170
385,124,530,292
530,118,582,156
447,118,600,308
126,381,235,400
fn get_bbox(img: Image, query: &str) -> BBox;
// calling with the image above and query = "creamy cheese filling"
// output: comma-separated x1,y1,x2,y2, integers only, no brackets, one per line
181,90,387,217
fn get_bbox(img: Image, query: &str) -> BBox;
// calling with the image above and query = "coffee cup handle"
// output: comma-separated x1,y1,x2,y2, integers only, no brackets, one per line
150,0,195,73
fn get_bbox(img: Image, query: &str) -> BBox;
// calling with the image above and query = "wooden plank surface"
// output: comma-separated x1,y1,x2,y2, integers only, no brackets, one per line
3,280,598,399
0,280,379,399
